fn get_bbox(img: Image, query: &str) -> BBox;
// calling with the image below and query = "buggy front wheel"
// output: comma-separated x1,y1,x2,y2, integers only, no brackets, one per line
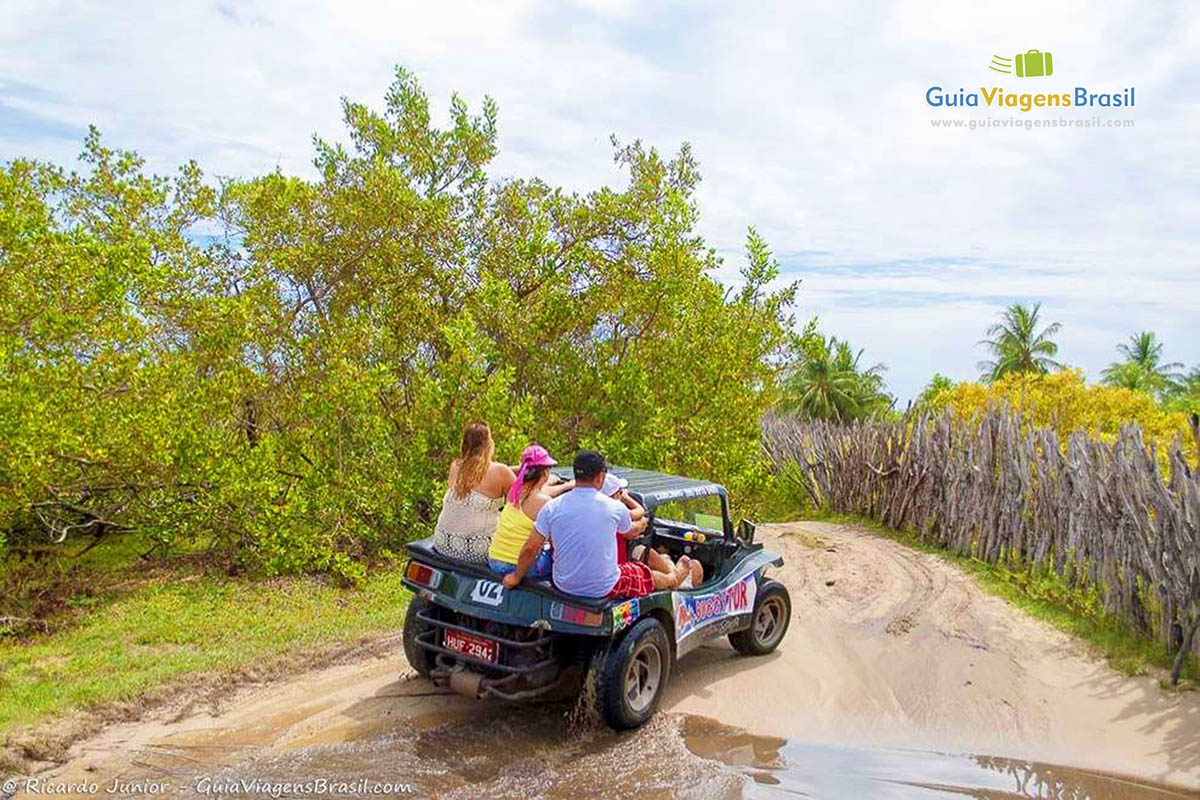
729,580,791,656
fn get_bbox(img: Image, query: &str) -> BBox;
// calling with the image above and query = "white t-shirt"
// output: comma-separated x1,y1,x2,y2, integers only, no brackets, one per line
535,486,633,598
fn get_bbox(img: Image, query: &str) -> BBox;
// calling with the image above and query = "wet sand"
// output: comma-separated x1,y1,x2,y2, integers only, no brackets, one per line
19,522,1200,798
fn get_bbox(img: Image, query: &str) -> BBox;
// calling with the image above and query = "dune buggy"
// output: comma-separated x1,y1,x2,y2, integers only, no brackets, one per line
401,467,791,730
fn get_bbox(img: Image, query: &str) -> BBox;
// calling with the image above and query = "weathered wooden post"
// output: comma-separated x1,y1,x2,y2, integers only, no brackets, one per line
1190,413,1199,470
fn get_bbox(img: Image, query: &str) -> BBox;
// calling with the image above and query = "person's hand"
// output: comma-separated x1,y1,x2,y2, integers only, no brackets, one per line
502,573,520,590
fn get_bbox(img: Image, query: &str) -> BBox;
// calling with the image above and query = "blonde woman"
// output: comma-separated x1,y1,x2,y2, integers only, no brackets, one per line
487,444,573,577
433,422,515,563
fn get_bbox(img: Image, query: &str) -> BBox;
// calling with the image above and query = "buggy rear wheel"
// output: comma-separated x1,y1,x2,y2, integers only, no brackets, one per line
729,580,790,656
589,617,671,730
402,596,437,678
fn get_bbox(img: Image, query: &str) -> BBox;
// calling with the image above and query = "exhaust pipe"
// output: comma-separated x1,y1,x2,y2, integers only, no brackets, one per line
449,670,484,699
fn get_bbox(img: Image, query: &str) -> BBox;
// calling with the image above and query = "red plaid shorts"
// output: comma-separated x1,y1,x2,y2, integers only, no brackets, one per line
608,561,656,599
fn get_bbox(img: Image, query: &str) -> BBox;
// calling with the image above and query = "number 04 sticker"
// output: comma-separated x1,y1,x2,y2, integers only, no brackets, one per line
469,579,504,606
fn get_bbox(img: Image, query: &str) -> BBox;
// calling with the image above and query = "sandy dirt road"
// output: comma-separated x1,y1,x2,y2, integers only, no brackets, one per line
670,522,1200,782
22,522,1200,797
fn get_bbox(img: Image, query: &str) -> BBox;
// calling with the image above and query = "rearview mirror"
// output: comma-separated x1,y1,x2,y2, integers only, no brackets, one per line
737,518,757,543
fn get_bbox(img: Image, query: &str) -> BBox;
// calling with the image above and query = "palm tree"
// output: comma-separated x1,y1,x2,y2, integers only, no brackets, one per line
832,339,892,417
1177,366,1200,397
977,302,1063,382
1101,331,1182,395
780,335,893,421
1100,361,1155,392
1163,365,1200,412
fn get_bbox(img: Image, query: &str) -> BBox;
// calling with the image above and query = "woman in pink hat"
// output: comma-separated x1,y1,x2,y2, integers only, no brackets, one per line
487,444,572,578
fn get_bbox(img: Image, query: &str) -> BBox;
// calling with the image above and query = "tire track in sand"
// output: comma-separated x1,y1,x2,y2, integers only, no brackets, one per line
667,522,1200,787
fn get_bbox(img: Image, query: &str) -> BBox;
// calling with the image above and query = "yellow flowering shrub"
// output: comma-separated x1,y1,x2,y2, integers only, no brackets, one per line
929,370,1198,464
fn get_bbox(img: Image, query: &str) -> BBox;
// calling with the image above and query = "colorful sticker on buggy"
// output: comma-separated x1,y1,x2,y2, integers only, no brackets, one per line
611,599,640,631
672,573,757,643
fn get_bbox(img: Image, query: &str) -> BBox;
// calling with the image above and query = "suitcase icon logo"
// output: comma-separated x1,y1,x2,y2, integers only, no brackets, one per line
989,50,1054,77
1015,49,1053,77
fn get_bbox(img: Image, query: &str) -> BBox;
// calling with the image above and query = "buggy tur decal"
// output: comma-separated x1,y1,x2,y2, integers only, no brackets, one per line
672,573,756,643
611,598,640,631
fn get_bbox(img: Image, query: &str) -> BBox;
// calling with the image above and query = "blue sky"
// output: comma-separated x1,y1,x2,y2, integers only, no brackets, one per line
2,0,1197,402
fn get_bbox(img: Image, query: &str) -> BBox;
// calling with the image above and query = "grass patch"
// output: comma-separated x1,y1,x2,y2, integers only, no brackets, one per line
1,532,223,638
798,510,1197,682
0,567,410,737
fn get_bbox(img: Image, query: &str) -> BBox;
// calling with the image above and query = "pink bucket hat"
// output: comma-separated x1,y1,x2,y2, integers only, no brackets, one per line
509,444,558,503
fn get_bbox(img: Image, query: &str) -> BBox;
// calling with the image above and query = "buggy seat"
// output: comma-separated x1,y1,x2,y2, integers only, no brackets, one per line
405,538,613,611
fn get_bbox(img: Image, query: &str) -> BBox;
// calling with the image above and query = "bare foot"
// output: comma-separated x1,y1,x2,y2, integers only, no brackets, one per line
673,558,691,587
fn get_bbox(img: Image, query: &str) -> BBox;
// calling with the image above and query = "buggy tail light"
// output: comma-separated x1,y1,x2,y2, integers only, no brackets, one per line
551,601,603,627
406,561,443,589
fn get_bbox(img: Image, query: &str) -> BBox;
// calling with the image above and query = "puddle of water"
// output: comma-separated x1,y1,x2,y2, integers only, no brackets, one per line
151,708,1199,799
681,715,1200,800
169,704,741,799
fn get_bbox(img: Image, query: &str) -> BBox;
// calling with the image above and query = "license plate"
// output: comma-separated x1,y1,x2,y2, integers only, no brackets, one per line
443,629,498,663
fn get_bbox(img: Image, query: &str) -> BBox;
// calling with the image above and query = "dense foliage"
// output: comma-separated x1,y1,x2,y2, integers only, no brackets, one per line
915,373,954,408
0,67,797,579
934,309,1197,460
926,371,1198,464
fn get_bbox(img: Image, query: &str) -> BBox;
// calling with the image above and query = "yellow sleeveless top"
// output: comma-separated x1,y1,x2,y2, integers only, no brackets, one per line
488,502,535,564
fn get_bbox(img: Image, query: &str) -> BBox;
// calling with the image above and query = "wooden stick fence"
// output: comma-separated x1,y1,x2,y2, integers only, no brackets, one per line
761,408,1200,681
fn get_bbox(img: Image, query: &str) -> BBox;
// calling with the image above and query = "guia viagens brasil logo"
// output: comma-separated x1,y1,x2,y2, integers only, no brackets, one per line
927,50,1134,112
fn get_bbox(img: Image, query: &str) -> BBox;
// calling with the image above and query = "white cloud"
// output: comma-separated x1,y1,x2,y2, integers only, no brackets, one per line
1,0,1196,402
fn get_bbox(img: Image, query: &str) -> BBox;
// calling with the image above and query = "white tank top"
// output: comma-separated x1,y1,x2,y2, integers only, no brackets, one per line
432,488,503,563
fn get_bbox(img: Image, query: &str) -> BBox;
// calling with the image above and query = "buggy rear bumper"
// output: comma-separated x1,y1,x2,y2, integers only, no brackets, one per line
414,608,556,674
412,609,567,701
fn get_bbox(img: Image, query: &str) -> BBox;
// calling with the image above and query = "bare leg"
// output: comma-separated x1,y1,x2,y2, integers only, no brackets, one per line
646,548,674,574
641,550,699,591
650,567,680,590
